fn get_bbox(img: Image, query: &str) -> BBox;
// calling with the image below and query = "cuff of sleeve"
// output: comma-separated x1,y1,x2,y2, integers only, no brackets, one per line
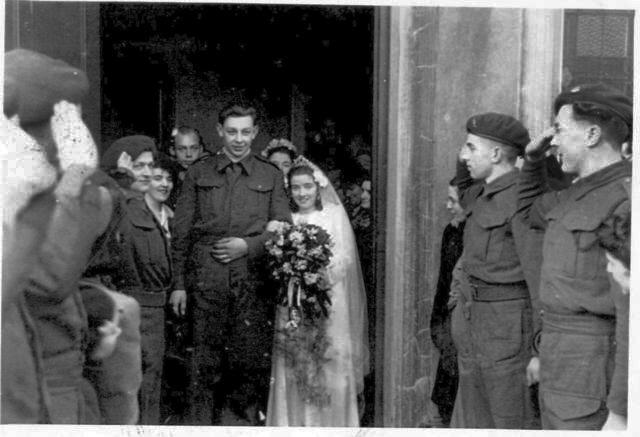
531,330,542,356
245,234,267,260
607,393,627,417
174,275,185,291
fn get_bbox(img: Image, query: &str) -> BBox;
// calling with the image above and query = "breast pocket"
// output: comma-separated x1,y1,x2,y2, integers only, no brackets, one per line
561,212,605,280
472,210,509,264
129,216,158,267
246,180,273,221
195,176,224,221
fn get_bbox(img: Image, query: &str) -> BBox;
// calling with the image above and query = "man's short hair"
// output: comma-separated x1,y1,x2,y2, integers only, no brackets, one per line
498,143,521,164
569,101,631,148
218,104,258,125
172,125,202,146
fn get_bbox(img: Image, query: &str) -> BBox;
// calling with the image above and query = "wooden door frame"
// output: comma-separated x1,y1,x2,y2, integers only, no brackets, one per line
372,5,391,427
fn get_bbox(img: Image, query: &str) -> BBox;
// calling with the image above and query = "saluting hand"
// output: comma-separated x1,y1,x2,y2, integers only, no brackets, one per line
524,127,555,162
211,237,248,264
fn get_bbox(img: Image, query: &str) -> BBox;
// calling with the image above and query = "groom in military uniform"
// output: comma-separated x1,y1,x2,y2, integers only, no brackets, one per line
170,103,291,425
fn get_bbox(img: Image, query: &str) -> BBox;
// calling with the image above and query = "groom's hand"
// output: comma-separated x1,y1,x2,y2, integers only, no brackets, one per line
211,237,248,263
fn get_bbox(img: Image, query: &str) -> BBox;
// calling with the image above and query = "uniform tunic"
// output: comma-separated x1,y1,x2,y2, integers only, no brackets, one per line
23,182,113,424
172,152,291,425
518,158,630,429
85,183,173,425
451,166,539,429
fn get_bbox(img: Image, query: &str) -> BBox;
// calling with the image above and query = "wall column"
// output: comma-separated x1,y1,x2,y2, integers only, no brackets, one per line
382,5,555,427
520,9,564,137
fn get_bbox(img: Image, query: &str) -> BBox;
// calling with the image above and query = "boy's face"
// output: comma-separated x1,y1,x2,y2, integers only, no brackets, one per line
172,133,202,169
217,115,258,160
460,134,495,181
92,309,122,361
147,168,173,204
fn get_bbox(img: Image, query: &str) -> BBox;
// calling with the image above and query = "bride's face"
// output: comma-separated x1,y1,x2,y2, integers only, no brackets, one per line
290,173,318,213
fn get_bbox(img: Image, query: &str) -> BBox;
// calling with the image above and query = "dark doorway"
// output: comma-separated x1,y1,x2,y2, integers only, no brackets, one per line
101,2,378,426
100,3,374,154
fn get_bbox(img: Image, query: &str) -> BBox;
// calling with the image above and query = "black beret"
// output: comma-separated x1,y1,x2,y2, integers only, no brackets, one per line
466,112,531,151
101,135,157,171
554,83,632,128
4,49,89,126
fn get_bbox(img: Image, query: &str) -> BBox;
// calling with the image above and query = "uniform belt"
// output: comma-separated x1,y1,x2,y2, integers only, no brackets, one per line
468,277,529,302
123,289,168,307
542,309,615,336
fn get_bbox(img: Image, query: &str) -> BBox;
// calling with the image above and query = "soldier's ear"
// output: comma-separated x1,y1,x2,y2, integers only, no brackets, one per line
491,144,502,163
252,125,259,138
585,124,602,148
216,123,224,137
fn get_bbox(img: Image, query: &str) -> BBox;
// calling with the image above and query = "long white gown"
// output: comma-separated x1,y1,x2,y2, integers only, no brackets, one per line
266,202,369,427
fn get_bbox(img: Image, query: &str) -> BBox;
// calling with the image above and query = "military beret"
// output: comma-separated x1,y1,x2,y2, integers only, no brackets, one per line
4,49,89,126
554,83,632,128
466,112,531,151
101,135,157,171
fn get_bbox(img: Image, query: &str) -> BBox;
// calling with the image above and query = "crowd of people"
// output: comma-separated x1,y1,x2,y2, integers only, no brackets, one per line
1,48,370,427
429,87,632,430
1,47,632,431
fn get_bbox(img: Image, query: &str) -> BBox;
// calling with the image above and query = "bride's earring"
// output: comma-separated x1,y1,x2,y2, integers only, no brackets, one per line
315,193,322,210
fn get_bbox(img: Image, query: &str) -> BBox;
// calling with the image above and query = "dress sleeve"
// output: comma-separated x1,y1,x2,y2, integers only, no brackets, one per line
326,206,355,284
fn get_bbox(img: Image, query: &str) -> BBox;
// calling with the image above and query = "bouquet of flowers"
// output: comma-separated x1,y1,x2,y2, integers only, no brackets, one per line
265,220,335,405
265,221,334,326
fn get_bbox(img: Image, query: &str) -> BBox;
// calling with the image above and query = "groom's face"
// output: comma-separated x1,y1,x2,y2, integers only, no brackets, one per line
217,115,258,160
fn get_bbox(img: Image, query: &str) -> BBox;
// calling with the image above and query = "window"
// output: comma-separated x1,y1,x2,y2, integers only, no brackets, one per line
562,9,634,97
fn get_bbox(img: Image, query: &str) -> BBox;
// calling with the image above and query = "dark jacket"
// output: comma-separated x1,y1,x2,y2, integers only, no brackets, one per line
517,157,631,416
171,152,292,291
85,175,173,302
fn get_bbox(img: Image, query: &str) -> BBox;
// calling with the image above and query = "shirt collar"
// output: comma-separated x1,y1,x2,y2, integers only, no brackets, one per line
216,152,255,175
482,168,519,197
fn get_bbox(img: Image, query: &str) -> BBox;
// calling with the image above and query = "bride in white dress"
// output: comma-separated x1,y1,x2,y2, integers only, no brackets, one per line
266,157,369,427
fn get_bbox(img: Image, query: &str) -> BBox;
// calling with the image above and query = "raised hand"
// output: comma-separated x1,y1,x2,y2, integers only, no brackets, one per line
51,100,98,171
524,127,555,162
117,151,134,173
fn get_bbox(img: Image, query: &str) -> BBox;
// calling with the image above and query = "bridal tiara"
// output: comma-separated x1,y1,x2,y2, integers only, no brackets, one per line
291,155,329,188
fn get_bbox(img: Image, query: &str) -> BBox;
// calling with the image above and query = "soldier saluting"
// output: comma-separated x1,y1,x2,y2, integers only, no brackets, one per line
518,84,631,430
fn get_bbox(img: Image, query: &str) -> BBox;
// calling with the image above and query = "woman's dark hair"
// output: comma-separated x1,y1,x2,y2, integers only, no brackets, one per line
266,146,297,161
596,209,631,270
153,153,180,183
570,102,631,146
287,165,323,212
80,285,117,358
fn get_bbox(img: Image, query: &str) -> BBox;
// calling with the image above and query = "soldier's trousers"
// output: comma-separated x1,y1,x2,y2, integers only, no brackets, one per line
450,279,538,429
134,293,166,425
538,310,614,430
185,245,275,426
